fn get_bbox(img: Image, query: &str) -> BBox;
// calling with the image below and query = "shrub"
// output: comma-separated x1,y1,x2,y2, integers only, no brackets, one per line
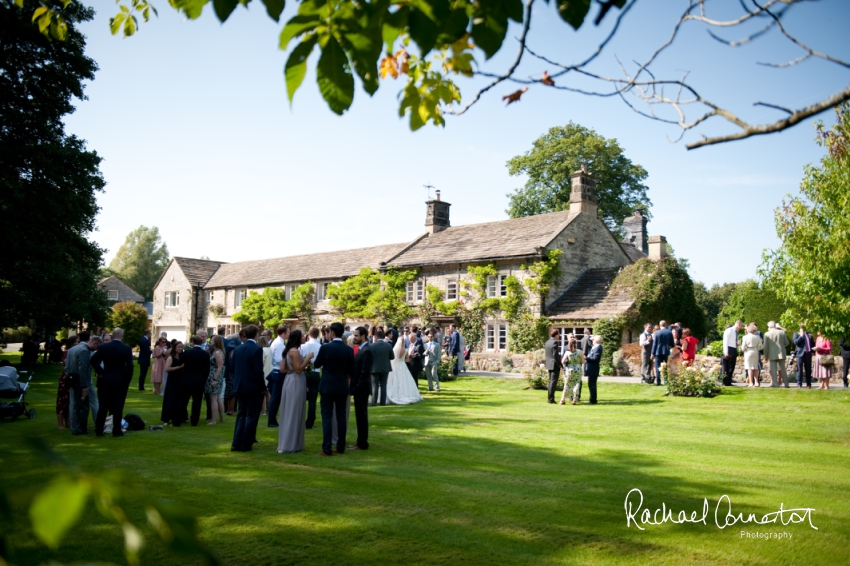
600,363,614,376
108,301,149,347
592,317,621,368
529,348,546,367
507,314,549,353
437,357,457,382
3,326,33,343
523,367,563,390
698,340,725,357
662,363,721,397
500,354,514,371
618,342,643,364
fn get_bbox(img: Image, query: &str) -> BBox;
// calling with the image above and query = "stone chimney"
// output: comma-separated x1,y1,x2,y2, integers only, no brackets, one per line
648,235,668,260
569,165,598,216
622,209,648,255
425,190,451,235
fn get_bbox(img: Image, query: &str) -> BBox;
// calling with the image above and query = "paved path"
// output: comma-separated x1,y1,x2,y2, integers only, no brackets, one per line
465,371,847,389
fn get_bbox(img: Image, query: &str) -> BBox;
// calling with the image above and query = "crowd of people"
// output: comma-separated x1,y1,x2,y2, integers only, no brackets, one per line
49,322,471,455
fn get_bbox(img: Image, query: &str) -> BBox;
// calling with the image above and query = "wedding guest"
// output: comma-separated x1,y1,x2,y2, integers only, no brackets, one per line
300,327,323,428
448,324,461,376
793,324,814,389
342,325,352,341
403,326,411,349
722,320,743,386
680,328,699,367
386,324,399,346
56,336,79,429
349,327,373,451
138,329,152,391
258,335,273,416
544,329,561,404
457,331,467,374
182,335,211,426
585,336,603,404
764,321,790,388
314,322,354,456
206,336,226,424
814,331,832,390
368,325,378,344
223,330,245,415
267,325,289,428
651,321,675,386
90,328,134,437
369,329,395,404
840,334,850,388
423,332,441,392
638,323,653,382
277,330,312,454
161,341,185,425
349,333,358,353
152,337,167,396
66,333,101,435
261,328,272,344
741,323,763,387
163,338,177,395
197,330,210,352
231,325,266,452
560,336,585,405
406,327,424,386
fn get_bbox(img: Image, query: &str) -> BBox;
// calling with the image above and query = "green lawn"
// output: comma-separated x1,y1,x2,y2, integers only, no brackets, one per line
1,350,849,566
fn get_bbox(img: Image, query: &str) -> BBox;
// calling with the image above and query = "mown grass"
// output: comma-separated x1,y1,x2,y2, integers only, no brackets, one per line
1,350,849,566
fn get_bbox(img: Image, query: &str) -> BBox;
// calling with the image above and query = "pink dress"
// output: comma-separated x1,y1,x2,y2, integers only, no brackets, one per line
152,345,165,384
814,337,832,379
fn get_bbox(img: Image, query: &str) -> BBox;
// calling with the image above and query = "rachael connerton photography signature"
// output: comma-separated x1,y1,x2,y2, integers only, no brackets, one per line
624,488,818,531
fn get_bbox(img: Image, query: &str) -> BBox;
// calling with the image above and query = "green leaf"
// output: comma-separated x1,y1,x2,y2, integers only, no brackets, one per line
338,32,380,95
317,34,355,115
471,0,522,60
172,0,210,19
382,6,408,53
260,0,285,22
285,35,318,105
124,15,137,37
279,14,321,50
14,0,24,8
51,16,68,41
110,13,126,35
556,0,591,30
408,0,451,55
31,6,47,22
30,476,91,549
212,0,239,21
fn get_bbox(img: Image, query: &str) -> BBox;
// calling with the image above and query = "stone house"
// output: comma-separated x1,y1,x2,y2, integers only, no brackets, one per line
98,275,153,325
151,169,667,351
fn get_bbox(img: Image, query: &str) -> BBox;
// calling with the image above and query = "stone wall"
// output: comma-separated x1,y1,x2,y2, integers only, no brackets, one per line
152,260,193,338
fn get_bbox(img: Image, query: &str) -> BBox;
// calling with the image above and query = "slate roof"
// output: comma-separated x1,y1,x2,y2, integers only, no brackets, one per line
97,275,144,303
173,257,224,287
547,268,635,321
386,210,579,267
204,243,408,289
619,242,647,262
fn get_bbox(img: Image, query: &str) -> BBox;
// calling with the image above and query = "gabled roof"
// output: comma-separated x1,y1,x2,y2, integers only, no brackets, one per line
173,257,224,287
386,210,579,267
97,275,144,303
547,268,634,321
620,242,647,262
204,243,408,289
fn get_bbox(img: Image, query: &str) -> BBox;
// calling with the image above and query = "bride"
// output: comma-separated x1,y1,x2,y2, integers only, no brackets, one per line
385,336,423,405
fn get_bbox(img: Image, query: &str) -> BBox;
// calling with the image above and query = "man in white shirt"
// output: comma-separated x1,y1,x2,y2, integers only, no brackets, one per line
722,320,743,386
638,323,653,383
300,326,323,428
267,325,289,427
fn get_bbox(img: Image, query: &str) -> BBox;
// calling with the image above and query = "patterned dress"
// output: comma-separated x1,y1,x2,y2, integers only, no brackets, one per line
205,350,224,395
563,350,583,403
55,350,70,414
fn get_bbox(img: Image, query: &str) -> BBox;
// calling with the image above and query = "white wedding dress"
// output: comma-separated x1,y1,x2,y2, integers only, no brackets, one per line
385,339,423,405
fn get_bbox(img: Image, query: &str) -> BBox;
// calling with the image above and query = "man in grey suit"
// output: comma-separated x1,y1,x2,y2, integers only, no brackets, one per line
424,331,442,392
369,329,395,406
763,321,790,388
544,329,561,404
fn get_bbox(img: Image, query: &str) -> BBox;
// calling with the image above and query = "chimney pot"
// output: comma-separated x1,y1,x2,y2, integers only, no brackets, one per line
435,189,441,201
569,168,598,216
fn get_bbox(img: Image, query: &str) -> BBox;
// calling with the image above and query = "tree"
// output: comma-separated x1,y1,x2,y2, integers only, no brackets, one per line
506,124,651,233
109,226,169,301
232,283,315,329
21,0,847,148
0,0,108,333
108,301,149,347
693,282,738,342
326,267,418,326
761,103,850,336
716,280,786,337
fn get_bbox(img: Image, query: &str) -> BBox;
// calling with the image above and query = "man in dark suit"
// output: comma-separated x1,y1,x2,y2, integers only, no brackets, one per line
313,322,353,456
137,330,152,391
387,325,399,347
369,330,395,406
182,335,211,426
544,329,561,404
349,327,373,450
840,335,850,388
406,326,425,386
651,320,675,385
793,324,815,389
585,336,603,404
90,327,134,437
448,324,461,376
230,325,265,452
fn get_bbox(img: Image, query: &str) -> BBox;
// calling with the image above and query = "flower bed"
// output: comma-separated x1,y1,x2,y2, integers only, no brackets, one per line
661,362,722,398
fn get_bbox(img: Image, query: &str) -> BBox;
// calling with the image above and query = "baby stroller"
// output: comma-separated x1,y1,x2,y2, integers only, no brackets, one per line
0,369,36,421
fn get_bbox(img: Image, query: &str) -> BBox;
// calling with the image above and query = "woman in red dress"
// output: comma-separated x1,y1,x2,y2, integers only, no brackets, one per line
680,328,699,367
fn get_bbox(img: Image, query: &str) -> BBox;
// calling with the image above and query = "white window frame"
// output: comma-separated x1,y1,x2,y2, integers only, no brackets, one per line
485,323,508,352
406,281,415,303
487,275,508,298
165,291,179,308
316,282,329,301
107,289,119,301
446,278,458,301
235,289,247,308
555,327,592,352
205,290,214,302
415,281,424,302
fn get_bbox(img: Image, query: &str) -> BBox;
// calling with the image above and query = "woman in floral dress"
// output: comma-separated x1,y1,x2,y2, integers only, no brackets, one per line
205,336,226,424
560,336,585,405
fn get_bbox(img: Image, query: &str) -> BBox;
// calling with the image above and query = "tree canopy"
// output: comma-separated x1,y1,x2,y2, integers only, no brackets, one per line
715,280,786,338
327,267,417,328
109,225,169,301
108,301,149,347
0,0,108,332
505,123,651,233
761,103,850,337
692,282,738,343
232,283,316,329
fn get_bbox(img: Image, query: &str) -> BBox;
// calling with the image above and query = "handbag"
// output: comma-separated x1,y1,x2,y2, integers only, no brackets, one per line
819,354,835,366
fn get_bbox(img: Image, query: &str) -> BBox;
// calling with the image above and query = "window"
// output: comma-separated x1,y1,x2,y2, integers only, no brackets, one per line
406,281,424,303
446,278,458,301
235,289,247,308
205,291,215,302
487,275,508,298
165,291,179,308
485,323,508,352
107,290,118,301
316,282,329,301
555,327,592,352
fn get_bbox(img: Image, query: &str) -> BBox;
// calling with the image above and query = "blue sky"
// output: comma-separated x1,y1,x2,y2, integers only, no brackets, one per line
64,0,850,287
